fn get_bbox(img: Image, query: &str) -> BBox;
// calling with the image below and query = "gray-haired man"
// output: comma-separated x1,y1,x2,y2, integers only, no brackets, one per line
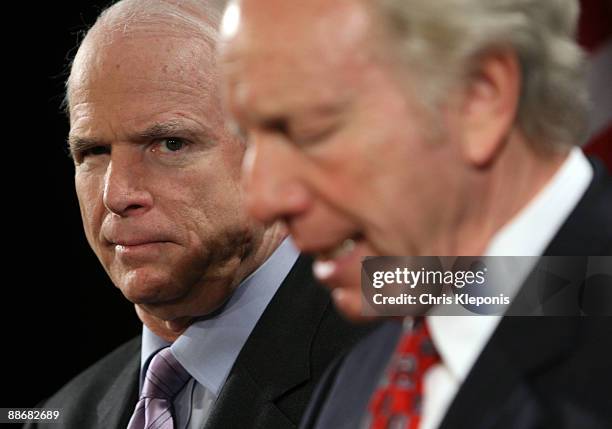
220,0,612,428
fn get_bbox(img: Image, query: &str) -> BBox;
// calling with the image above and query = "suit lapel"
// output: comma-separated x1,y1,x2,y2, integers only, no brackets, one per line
96,348,140,428
439,317,577,429
204,364,295,428
302,321,402,429
205,255,331,428
543,157,612,257
440,159,611,429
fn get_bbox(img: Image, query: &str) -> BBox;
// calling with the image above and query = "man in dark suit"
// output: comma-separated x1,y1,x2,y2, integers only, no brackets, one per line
25,1,369,428
296,160,612,429
219,0,612,428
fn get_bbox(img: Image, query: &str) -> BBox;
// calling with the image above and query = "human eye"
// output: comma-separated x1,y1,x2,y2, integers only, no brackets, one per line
84,146,111,156
288,107,344,147
290,120,342,147
71,145,110,164
151,137,188,154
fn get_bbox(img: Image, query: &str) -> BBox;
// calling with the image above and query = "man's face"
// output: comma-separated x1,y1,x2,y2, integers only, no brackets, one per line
222,0,465,318
69,29,260,322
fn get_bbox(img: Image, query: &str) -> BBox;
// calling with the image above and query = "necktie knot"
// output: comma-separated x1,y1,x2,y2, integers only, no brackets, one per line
141,347,191,400
128,347,191,429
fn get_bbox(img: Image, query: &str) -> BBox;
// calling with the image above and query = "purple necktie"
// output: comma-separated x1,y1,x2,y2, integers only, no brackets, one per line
127,347,191,429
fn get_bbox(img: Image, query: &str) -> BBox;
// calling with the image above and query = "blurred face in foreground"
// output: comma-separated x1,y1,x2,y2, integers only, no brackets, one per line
221,0,528,319
68,23,273,335
221,0,467,319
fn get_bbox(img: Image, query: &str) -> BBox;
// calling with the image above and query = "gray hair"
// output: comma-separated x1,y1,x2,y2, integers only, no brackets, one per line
64,0,227,114
373,0,588,149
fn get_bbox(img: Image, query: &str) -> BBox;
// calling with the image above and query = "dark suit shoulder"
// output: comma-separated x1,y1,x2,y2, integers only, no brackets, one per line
26,336,140,429
206,255,375,429
300,321,402,429
546,158,612,256
442,317,612,429
44,336,140,407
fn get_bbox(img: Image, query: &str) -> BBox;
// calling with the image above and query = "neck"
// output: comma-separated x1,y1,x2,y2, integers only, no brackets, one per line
446,136,570,255
135,307,188,342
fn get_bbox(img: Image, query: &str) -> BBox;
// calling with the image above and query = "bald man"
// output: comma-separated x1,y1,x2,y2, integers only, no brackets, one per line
24,1,369,428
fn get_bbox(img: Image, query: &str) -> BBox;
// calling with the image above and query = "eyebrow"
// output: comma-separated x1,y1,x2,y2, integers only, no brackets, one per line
67,136,106,158
67,120,218,157
135,121,187,142
135,121,219,149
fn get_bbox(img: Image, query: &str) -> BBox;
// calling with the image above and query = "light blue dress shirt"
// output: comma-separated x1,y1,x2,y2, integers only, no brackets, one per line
140,238,300,429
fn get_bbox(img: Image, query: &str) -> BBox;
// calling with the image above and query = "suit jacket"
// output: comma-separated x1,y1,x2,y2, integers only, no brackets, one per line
301,159,612,429
26,255,372,429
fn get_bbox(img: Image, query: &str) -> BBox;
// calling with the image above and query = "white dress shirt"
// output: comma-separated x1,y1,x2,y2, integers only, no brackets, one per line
420,148,593,429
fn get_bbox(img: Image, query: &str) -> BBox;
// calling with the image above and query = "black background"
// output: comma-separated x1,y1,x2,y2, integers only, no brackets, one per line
3,1,140,409
2,0,610,413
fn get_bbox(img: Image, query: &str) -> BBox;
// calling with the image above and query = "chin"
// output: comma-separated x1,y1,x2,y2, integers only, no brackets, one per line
114,267,186,305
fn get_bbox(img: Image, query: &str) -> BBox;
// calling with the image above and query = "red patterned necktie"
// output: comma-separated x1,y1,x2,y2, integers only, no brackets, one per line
367,318,440,429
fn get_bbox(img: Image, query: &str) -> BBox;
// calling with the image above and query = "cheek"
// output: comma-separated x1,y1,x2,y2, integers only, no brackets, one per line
75,173,105,238
304,118,424,242
219,139,246,182
306,133,383,218
171,164,246,229
197,182,246,226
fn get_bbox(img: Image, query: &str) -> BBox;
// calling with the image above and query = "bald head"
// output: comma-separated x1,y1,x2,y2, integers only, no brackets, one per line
94,0,223,42
67,0,226,116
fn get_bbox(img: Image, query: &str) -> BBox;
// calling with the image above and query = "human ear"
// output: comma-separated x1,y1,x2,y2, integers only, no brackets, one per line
459,49,520,167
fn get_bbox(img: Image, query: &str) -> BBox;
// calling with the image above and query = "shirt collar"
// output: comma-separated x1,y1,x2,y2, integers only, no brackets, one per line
428,148,593,382
141,237,300,395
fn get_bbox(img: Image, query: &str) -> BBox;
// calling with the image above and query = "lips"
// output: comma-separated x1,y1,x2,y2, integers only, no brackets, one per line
103,230,175,251
110,239,173,262
110,238,167,247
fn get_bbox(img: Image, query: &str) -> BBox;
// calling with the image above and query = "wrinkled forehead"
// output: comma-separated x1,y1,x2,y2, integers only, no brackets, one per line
68,25,219,111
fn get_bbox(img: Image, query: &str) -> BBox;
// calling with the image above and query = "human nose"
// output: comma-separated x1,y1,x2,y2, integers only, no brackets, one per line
242,135,311,225
103,148,153,217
